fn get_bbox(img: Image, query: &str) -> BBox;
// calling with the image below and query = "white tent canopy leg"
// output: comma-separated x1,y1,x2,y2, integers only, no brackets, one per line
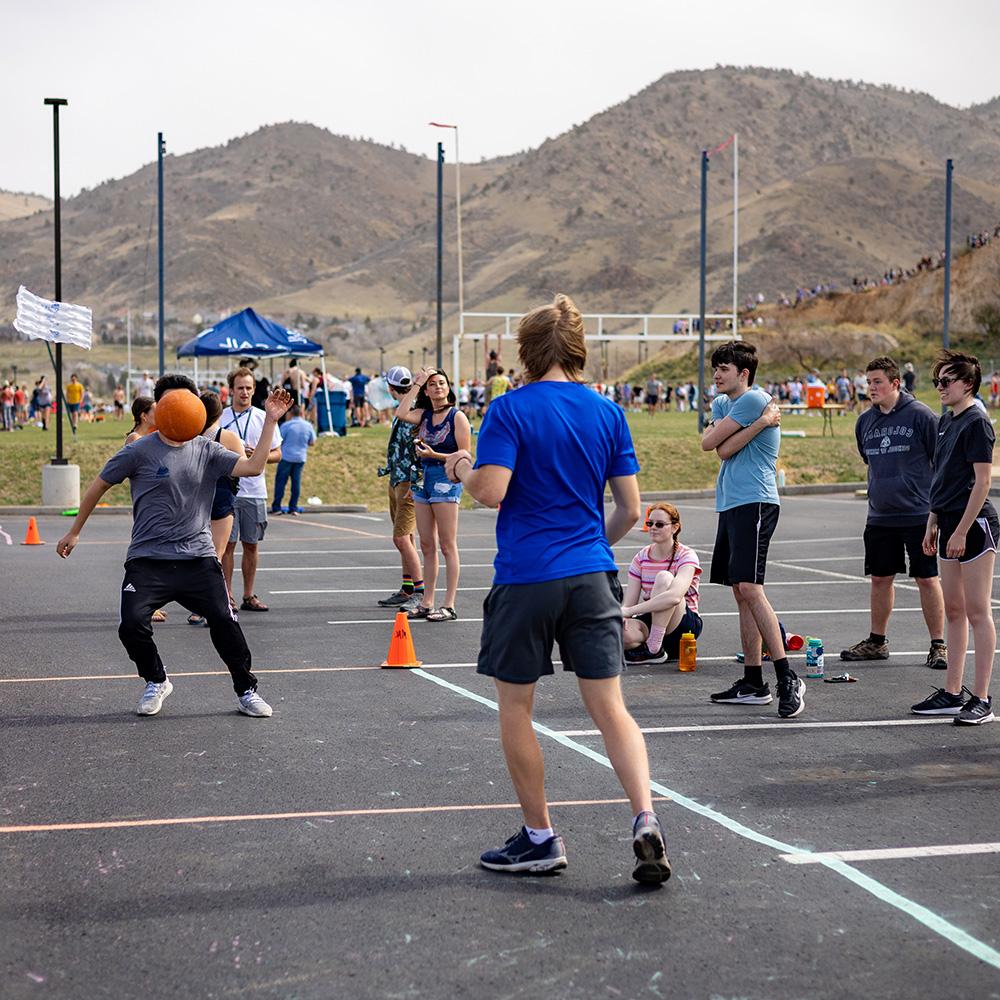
318,354,335,437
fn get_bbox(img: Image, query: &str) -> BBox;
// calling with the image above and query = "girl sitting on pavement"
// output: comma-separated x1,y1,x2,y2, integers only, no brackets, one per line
622,502,703,664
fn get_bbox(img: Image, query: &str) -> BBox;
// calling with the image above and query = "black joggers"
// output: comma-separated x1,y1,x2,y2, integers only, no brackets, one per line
118,557,257,695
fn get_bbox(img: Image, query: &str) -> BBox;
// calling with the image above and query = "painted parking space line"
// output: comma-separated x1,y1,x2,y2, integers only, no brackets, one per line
411,667,1000,971
557,719,954,736
0,796,662,836
271,587,492,595
0,664,479,684
254,564,499,572
781,843,1000,865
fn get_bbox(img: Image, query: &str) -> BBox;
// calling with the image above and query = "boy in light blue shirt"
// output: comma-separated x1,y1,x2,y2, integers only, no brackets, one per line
700,340,806,720
270,404,316,515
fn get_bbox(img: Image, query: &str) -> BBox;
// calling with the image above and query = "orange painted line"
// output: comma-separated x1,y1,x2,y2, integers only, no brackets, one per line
0,797,667,835
284,517,384,539
0,664,470,684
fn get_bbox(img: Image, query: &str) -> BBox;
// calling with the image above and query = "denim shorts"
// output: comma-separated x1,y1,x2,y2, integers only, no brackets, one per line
413,464,462,504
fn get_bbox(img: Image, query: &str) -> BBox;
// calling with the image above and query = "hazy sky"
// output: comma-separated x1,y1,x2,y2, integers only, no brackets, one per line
5,0,999,196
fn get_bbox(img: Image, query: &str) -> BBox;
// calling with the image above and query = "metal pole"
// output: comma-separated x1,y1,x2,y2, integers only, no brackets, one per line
455,128,464,347
44,98,68,465
698,149,709,433
157,133,166,377
732,132,739,330
408,349,414,372
379,346,385,373
126,308,132,399
436,141,444,368
943,158,953,352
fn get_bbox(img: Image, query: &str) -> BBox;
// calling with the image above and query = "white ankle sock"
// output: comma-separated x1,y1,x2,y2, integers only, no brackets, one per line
525,825,554,844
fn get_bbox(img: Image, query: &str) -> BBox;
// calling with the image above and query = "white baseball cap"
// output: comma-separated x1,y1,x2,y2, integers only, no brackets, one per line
385,366,413,389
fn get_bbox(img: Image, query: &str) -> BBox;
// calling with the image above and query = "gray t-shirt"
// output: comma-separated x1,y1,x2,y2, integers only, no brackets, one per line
100,434,239,561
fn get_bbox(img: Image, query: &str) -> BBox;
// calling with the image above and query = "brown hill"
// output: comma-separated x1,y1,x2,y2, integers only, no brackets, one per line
2,67,1000,373
0,190,50,222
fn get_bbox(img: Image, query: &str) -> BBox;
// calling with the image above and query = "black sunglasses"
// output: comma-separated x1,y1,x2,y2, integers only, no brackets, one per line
932,376,959,389
645,519,674,529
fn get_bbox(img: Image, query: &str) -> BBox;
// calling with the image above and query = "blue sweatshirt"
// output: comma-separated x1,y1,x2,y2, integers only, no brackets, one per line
855,391,938,526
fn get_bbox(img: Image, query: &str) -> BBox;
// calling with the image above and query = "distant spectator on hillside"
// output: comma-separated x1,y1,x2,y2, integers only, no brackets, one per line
903,363,916,393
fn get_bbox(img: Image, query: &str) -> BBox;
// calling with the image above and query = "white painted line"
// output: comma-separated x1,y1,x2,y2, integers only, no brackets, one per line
781,843,1000,865
557,719,954,736
253,564,499,572
327,618,485,625
410,668,1000,970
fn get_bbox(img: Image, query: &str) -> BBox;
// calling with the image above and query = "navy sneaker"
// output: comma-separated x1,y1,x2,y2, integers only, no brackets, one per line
480,827,567,874
954,695,994,726
624,643,668,665
632,811,671,884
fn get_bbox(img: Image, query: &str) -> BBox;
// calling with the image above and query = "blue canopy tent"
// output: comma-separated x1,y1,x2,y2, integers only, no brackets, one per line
176,308,343,434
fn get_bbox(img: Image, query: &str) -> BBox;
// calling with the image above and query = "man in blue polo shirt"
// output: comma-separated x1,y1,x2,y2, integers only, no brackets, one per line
445,293,670,885
270,404,315,515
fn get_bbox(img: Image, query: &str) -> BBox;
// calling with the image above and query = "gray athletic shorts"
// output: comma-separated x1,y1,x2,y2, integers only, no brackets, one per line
229,497,268,544
477,571,624,685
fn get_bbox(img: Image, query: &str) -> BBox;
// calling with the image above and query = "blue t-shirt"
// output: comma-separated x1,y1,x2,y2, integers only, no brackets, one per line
712,388,780,512
348,374,370,398
279,417,316,463
474,381,639,585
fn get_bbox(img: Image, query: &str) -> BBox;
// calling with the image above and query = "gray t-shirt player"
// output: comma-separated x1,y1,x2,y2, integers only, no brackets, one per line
100,434,240,561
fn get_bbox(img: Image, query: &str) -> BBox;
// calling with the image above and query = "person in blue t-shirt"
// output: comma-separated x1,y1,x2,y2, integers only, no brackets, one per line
444,293,671,885
700,340,806,720
348,368,370,428
270,404,316,515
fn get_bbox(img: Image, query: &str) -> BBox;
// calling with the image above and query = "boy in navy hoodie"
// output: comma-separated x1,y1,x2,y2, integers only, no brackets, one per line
842,357,946,670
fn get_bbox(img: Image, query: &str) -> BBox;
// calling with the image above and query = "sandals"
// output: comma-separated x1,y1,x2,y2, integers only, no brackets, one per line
426,607,458,622
407,604,433,620
187,613,208,627
240,594,269,612
151,609,167,623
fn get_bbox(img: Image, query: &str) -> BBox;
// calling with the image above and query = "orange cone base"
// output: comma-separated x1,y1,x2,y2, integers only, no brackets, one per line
381,660,422,669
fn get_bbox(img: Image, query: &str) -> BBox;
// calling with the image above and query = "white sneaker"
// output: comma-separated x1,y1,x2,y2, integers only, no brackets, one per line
238,689,273,717
137,679,173,716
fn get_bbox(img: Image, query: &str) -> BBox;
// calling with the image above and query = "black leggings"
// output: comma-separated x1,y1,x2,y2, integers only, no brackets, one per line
118,557,257,694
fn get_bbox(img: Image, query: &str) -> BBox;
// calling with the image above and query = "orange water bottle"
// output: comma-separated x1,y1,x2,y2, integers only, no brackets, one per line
678,632,697,672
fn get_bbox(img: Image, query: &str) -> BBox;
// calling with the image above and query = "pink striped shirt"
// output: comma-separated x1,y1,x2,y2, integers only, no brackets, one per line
628,543,701,612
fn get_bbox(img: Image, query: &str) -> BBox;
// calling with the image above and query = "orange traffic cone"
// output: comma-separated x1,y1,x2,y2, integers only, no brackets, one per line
381,611,422,668
22,517,44,546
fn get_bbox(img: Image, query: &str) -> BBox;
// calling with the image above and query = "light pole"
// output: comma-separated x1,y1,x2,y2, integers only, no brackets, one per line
408,349,415,373
157,132,166,377
429,122,464,354
44,98,68,465
379,346,385,374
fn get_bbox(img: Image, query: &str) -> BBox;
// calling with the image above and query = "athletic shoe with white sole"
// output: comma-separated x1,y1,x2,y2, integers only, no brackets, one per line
777,674,805,719
136,679,173,716
377,590,410,608
400,594,425,614
238,689,273,717
710,679,773,705
954,695,994,726
911,687,966,715
480,828,567,874
624,643,668,665
632,811,672,884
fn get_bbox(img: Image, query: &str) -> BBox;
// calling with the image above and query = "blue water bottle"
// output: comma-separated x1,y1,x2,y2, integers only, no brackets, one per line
805,637,825,678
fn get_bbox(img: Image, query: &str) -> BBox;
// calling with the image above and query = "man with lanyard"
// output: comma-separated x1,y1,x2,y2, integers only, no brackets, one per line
222,366,283,612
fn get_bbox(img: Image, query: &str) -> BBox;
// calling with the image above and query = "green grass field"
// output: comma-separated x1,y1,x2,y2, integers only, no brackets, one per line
0,405,872,508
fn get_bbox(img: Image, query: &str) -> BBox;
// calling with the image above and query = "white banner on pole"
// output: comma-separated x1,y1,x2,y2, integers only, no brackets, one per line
13,285,92,350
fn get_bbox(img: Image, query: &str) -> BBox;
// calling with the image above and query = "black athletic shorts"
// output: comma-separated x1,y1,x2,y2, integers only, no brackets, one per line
632,607,703,659
936,506,999,563
477,571,624,684
863,523,937,578
710,502,780,586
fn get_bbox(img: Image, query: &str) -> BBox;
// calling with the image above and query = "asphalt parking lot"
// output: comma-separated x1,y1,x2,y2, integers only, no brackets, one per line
1,498,998,999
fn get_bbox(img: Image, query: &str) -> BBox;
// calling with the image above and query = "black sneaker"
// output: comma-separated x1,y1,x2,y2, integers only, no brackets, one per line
624,643,668,665
925,643,948,671
632,811,671,884
710,678,773,704
954,695,994,726
911,687,966,715
377,590,411,608
840,637,890,661
777,674,805,718
480,827,567,874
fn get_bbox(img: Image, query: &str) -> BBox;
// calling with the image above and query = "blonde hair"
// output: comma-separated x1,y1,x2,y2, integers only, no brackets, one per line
516,293,587,382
